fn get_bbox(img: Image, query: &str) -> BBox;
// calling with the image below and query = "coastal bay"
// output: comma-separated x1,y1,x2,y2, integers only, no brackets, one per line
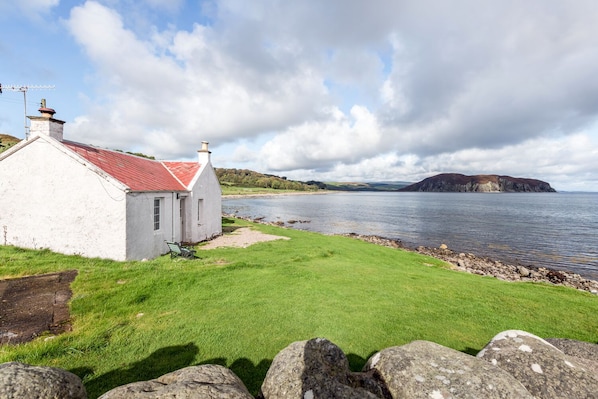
223,191,598,280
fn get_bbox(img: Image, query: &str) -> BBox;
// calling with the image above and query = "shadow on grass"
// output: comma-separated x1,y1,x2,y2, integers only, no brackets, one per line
462,346,481,356
198,357,273,396
347,352,374,371
73,347,384,398
71,343,199,398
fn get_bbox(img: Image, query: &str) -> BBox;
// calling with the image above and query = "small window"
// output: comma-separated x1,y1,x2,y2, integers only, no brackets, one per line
153,198,161,230
197,198,204,223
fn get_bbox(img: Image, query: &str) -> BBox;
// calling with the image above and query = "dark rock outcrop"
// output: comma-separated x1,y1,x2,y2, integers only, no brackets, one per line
400,173,556,192
0,362,86,399
259,338,388,398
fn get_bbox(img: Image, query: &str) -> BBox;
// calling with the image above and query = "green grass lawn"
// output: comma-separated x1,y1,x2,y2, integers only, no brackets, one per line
1,218,597,398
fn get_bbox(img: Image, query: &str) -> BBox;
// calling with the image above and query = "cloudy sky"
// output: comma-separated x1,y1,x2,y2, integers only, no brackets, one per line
1,0,598,191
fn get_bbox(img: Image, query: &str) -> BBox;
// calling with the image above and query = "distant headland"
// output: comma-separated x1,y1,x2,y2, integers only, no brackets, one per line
399,173,556,193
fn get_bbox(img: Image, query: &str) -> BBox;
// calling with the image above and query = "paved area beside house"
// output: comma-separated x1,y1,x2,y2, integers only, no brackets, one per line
0,270,77,345
199,227,290,249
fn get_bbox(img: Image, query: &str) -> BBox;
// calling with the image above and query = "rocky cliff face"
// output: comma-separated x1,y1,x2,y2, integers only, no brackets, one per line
400,173,556,192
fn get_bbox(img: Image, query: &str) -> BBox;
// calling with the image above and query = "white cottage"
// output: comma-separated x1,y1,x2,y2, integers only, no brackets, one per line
0,105,221,260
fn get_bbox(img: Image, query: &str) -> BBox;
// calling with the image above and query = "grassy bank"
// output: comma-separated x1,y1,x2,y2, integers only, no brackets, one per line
221,185,320,196
1,218,597,398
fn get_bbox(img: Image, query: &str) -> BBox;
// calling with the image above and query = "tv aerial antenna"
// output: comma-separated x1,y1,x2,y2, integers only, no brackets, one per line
0,84,55,138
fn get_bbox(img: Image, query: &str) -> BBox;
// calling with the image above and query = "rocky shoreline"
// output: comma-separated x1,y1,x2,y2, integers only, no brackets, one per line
225,214,598,295
341,233,598,295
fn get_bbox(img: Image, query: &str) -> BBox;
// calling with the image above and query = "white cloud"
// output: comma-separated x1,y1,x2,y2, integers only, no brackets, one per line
260,105,382,170
50,0,598,190
65,1,330,158
278,132,598,192
377,0,598,155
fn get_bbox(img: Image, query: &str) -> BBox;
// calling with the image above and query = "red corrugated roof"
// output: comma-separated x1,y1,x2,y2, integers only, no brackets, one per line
63,141,199,192
163,162,201,186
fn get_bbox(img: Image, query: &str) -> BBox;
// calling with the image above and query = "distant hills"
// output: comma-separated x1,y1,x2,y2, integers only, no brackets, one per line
216,168,319,191
399,173,556,193
0,134,20,152
319,181,411,191
3,138,555,193
215,169,411,192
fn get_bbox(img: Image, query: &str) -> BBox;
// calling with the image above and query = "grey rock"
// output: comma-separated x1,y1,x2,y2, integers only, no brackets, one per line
364,340,533,398
477,330,598,398
98,364,252,399
0,361,86,399
259,337,385,399
517,266,531,277
411,244,598,294
545,338,598,362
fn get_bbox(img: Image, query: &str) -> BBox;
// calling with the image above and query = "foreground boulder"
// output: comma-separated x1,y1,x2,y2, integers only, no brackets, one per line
259,338,388,398
477,330,598,398
3,330,597,398
364,340,533,398
546,337,598,366
0,361,86,399
98,364,253,399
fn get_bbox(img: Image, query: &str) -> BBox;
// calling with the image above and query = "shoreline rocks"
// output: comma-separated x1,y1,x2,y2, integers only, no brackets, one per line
413,243,598,295
340,233,598,295
225,214,598,294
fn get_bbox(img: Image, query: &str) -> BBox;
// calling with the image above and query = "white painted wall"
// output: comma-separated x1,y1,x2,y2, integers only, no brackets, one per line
0,137,128,260
187,162,222,243
0,136,222,261
125,192,180,260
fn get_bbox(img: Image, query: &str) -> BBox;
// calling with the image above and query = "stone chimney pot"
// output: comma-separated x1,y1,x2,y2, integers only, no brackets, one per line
38,107,56,118
27,102,64,141
198,141,211,164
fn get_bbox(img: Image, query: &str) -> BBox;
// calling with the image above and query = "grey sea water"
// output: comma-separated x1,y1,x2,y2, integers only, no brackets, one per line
223,192,598,280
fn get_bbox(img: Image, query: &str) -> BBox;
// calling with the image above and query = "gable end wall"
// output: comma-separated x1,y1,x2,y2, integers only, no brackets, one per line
0,138,128,260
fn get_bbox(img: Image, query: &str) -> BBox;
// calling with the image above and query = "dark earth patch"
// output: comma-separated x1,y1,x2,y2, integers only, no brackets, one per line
0,270,77,345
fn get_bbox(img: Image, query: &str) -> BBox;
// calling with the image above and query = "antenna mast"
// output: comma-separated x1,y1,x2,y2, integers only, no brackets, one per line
0,84,55,138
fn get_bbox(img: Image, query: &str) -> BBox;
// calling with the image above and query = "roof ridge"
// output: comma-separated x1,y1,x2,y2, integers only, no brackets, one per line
62,140,160,161
62,141,188,192
162,161,202,189
162,161,187,188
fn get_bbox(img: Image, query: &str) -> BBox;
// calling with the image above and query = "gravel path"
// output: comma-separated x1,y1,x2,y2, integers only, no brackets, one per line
199,227,290,249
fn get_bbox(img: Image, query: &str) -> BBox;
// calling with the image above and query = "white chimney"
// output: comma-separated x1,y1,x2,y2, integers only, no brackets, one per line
198,141,211,165
27,100,65,141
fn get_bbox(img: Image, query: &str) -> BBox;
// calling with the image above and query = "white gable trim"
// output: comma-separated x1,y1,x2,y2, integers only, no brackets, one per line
0,135,39,161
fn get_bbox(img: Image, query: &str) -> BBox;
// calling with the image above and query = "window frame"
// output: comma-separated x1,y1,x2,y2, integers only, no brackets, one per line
153,197,161,231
